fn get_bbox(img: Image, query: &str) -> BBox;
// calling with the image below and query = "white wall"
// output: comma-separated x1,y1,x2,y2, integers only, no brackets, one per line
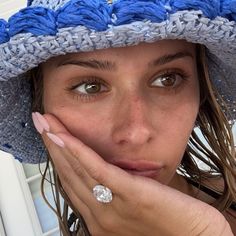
0,0,26,20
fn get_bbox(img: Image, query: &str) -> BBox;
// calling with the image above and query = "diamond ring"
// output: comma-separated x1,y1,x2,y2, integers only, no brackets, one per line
93,184,113,203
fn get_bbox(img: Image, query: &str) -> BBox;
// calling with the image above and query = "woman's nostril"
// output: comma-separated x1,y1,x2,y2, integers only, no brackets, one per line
113,123,153,146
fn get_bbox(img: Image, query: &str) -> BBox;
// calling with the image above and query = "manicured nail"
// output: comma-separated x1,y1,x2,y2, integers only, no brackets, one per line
46,132,65,148
35,112,50,132
32,112,44,134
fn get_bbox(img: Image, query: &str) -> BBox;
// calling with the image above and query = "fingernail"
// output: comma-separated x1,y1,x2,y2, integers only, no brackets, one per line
32,112,44,134
35,112,50,132
46,132,65,148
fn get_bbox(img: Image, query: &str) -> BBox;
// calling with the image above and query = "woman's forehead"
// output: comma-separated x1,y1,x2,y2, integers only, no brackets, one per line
46,40,196,66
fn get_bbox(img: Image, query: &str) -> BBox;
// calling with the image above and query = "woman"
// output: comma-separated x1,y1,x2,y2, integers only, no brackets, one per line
0,0,235,235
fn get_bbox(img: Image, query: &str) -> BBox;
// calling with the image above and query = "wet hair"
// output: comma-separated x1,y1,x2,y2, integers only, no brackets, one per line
29,45,236,235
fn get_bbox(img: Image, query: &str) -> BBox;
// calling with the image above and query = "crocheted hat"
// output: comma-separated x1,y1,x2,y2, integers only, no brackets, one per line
0,0,236,163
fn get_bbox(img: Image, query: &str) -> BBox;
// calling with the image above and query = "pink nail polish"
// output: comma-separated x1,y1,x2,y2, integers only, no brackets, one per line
32,112,44,134
35,112,50,132
46,133,65,148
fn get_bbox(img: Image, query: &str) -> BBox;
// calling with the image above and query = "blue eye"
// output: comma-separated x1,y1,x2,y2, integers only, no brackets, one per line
151,73,184,88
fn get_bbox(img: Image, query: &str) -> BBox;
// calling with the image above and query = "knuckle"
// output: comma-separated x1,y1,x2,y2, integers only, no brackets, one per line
70,148,81,160
89,167,103,181
72,162,85,178
58,165,73,186
69,140,87,159
89,163,108,183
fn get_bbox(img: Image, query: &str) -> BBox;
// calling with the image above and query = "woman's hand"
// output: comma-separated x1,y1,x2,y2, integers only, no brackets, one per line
40,113,232,236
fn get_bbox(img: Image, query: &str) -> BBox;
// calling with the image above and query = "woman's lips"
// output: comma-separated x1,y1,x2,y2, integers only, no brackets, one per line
110,159,163,178
123,169,161,178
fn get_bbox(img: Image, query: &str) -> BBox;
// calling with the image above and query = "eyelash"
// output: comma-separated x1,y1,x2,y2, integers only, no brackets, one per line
65,69,190,101
150,69,189,90
65,77,109,102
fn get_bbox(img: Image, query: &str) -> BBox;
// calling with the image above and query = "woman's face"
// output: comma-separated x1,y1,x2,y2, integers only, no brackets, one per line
42,40,200,185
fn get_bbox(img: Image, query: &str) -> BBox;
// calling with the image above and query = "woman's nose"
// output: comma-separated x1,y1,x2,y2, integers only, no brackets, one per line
111,94,154,147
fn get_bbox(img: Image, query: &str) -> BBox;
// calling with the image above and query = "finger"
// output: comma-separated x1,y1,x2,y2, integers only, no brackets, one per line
36,112,69,152
38,112,74,151
36,113,107,181
35,112,85,182
43,113,70,134
56,131,134,194
62,149,97,188
45,138,98,207
37,114,125,229
40,113,98,188
39,131,97,230
60,181,95,231
38,113,113,209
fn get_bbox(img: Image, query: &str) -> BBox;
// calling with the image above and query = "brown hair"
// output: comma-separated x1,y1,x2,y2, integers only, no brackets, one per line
29,45,236,235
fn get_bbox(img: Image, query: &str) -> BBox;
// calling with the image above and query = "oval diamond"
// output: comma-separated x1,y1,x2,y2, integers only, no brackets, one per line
93,185,113,203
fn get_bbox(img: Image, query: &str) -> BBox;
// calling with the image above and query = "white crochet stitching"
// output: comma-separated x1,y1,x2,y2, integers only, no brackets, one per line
30,0,70,10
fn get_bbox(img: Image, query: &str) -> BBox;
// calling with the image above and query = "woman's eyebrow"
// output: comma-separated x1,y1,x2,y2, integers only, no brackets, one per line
56,51,193,71
149,51,194,67
57,59,116,71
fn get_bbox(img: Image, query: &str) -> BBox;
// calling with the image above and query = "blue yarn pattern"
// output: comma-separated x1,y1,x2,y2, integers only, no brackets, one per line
0,0,236,44
8,7,57,37
57,0,112,30
0,20,9,44
169,0,220,19
221,0,236,20
112,0,167,25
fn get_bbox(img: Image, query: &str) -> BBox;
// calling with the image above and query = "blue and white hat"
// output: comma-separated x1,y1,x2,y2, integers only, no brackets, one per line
0,0,236,163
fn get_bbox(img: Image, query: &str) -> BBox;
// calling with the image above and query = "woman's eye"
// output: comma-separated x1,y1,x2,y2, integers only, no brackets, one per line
151,73,184,88
75,81,108,94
